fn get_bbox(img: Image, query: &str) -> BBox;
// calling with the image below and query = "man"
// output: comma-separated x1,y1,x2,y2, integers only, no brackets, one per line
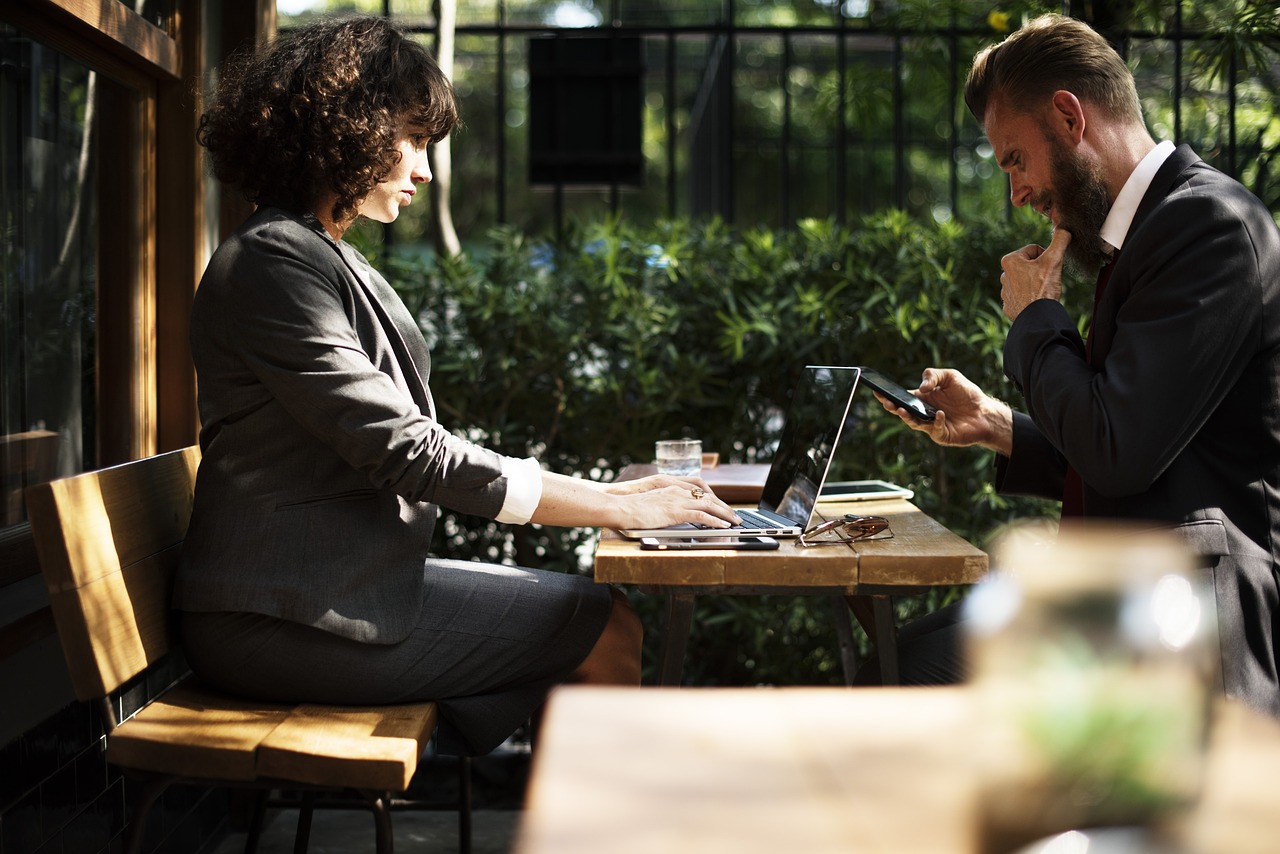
873,14,1280,716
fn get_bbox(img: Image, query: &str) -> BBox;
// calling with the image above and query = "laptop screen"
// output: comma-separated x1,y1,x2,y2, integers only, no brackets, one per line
758,365,861,527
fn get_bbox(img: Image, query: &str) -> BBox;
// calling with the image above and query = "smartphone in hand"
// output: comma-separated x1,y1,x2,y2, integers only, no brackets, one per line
857,367,938,422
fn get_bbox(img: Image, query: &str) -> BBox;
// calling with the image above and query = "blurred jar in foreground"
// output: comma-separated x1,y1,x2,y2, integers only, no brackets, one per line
966,522,1219,854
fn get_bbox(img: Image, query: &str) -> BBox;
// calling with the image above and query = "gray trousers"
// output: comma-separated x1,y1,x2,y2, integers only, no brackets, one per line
181,559,613,755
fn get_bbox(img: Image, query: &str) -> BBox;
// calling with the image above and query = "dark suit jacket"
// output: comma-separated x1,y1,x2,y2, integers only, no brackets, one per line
997,145,1280,715
176,208,515,644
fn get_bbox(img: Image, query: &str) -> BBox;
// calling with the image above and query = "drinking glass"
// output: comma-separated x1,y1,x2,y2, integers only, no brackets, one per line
654,439,702,477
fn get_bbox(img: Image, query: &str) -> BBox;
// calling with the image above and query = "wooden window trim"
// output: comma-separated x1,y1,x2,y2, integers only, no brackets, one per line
1,0,267,655
4,0,178,81
96,78,160,465
1,1,178,651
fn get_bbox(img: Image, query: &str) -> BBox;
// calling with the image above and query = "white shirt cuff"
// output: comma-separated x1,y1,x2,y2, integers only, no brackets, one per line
495,456,543,525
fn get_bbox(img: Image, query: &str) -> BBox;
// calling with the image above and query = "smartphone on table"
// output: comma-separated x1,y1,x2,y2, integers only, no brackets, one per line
857,367,938,422
639,536,780,551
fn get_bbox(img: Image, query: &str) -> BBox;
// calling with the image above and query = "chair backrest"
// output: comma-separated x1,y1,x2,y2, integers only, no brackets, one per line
26,446,201,702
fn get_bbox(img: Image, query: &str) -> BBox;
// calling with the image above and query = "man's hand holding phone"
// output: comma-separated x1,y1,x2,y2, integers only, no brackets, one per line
857,367,938,422
871,368,1014,457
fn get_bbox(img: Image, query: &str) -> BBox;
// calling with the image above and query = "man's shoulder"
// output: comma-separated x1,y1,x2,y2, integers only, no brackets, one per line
1155,148,1265,211
1140,152,1275,238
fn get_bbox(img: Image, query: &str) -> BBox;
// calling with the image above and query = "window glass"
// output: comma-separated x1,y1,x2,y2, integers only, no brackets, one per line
617,0,725,27
278,0,411,28
391,0,436,27
457,0,500,27
0,25,98,528
115,0,172,29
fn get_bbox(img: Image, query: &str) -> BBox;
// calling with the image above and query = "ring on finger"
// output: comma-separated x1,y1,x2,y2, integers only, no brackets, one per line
691,487,706,499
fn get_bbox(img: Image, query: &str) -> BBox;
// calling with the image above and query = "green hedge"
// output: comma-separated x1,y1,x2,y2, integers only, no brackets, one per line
361,210,1087,685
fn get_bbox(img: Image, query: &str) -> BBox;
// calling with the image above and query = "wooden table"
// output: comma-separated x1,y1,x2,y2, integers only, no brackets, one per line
597,465,988,685
514,685,1280,854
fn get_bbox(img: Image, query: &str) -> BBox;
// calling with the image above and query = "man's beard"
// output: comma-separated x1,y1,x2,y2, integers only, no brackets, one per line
1039,141,1113,274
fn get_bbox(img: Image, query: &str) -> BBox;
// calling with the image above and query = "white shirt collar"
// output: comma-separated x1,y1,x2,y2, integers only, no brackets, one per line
1099,140,1175,254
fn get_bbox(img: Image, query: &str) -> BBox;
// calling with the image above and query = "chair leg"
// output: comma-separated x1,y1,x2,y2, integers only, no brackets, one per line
363,791,395,854
458,756,473,854
123,777,173,854
243,789,269,854
292,791,315,854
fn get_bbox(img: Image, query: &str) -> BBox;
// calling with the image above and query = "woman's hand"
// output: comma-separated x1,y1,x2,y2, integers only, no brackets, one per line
532,472,741,530
872,368,1014,456
602,475,741,530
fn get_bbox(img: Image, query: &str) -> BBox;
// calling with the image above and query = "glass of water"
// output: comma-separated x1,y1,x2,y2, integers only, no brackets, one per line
654,438,702,477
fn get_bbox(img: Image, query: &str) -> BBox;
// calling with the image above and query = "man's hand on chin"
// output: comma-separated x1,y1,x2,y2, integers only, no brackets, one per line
999,227,1074,321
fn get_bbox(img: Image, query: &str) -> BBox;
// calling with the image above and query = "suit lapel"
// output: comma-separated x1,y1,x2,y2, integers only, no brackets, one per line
1127,144,1201,239
1089,145,1202,364
329,239,438,419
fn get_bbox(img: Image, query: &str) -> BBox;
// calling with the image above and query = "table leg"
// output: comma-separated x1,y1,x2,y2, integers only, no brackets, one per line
656,593,696,686
871,595,900,685
828,596,860,685
845,594,900,686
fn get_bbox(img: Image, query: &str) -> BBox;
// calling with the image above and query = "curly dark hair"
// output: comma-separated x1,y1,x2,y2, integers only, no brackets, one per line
197,16,460,224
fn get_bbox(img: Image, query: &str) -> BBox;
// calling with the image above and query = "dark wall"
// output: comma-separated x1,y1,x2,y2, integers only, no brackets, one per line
0,614,229,854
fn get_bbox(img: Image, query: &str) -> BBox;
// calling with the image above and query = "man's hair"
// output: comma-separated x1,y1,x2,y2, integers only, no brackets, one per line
197,16,459,223
964,14,1142,129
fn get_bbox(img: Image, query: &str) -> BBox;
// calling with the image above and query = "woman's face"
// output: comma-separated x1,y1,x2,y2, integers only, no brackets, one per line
357,125,433,224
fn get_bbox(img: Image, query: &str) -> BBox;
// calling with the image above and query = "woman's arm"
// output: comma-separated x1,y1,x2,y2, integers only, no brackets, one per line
529,470,741,530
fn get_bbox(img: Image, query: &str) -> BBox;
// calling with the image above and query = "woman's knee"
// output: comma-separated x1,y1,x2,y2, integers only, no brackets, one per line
607,587,643,647
573,588,642,684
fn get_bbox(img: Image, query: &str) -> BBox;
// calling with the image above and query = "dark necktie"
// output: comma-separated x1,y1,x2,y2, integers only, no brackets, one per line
1061,255,1117,517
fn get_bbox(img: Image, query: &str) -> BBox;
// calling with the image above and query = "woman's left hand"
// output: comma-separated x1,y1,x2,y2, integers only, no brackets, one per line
602,474,709,496
602,475,741,529
532,471,740,530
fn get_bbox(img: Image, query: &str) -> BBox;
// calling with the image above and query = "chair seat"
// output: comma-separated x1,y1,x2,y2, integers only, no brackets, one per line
107,677,438,791
258,700,439,791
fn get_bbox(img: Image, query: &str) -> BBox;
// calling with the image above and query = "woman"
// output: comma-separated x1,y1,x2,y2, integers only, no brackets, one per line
176,15,739,755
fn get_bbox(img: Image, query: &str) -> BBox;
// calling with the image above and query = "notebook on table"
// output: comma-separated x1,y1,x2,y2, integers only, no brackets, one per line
617,365,861,539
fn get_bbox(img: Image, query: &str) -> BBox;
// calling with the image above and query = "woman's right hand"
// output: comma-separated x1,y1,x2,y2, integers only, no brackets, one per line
532,471,741,530
604,475,741,530
872,367,1014,456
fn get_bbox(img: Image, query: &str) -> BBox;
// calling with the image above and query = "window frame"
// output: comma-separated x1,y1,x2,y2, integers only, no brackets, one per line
0,0,227,647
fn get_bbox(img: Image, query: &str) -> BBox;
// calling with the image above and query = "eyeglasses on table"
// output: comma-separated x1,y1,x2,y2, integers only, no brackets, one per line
797,514,894,548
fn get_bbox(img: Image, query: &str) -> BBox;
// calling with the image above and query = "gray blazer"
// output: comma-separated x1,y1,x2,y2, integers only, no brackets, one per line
176,207,514,643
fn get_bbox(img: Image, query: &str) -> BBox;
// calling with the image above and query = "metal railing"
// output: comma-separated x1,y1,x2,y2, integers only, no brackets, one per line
285,1,1280,239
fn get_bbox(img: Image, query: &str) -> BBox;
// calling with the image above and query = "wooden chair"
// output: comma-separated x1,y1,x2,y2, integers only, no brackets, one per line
25,446,471,854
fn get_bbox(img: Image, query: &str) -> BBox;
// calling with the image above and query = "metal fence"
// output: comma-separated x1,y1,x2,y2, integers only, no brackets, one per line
284,1,1280,242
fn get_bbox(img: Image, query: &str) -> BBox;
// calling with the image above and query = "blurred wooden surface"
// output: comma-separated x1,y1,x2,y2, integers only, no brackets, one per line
515,686,1280,854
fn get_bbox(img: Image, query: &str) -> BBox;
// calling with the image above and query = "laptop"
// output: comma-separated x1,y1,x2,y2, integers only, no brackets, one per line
617,365,861,538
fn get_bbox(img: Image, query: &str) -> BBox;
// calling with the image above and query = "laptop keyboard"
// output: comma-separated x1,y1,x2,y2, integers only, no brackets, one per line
736,508,781,528
692,508,784,530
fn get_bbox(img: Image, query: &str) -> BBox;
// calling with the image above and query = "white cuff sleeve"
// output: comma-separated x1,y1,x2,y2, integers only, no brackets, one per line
495,456,543,525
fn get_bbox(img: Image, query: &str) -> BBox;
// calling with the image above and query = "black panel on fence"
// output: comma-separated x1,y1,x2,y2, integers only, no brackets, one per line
528,35,645,186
